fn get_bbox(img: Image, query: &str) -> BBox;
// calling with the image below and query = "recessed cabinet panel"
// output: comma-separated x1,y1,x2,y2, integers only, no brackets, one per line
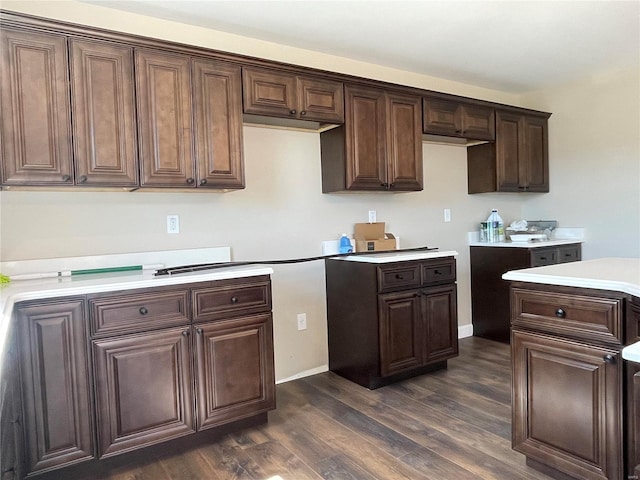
496,112,521,191
523,115,548,192
93,327,195,458
193,59,244,188
379,292,423,376
423,285,458,363
297,77,344,122
70,39,138,186
136,49,195,187
194,314,275,430
16,299,94,473
242,68,297,117
386,92,423,191
0,28,73,185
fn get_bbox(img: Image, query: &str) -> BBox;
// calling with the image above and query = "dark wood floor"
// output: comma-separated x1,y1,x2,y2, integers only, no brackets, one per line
94,336,556,480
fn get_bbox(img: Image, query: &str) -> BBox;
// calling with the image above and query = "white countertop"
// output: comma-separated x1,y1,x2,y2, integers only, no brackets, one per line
335,250,458,263
469,239,582,248
502,257,640,297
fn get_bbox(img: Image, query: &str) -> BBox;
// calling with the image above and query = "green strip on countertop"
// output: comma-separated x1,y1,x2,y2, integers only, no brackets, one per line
71,265,143,276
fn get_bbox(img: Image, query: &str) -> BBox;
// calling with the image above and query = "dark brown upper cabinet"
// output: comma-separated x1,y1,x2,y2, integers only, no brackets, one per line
136,49,244,189
70,38,138,187
467,110,549,193
423,97,495,141
242,67,344,123
0,28,73,186
320,84,422,192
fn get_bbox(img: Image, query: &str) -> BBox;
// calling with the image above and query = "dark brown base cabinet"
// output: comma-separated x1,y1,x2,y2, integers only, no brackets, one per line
325,256,458,389
510,282,631,480
471,243,581,343
8,275,275,478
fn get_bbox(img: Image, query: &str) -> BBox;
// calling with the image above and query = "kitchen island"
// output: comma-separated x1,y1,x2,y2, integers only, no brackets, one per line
503,257,640,480
0,250,275,479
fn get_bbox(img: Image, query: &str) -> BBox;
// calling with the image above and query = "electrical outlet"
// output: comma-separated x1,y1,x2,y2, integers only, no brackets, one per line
368,210,377,223
297,313,307,331
444,209,451,223
167,215,180,234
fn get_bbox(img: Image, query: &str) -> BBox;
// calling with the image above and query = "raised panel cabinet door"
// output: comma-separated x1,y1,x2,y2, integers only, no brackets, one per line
242,67,297,118
192,59,244,189
0,28,73,185
344,84,387,190
522,115,549,192
461,104,495,141
16,299,93,474
136,49,195,187
495,110,522,192
512,330,622,480
297,77,344,123
422,285,458,364
69,39,138,186
194,314,275,430
422,97,460,136
385,91,423,191
378,291,423,376
92,327,195,458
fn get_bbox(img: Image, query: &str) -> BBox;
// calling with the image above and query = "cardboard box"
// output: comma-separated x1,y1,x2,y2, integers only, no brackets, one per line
354,222,397,252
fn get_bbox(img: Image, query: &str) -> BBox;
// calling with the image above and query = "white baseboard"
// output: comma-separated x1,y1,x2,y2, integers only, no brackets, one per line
458,323,474,338
276,364,328,384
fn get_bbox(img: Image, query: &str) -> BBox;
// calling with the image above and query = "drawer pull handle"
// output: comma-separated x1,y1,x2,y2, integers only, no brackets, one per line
139,307,148,315
603,354,615,364
231,296,239,304
182,330,190,337
395,274,404,280
434,270,441,275
539,256,547,261
555,308,566,318
196,328,203,335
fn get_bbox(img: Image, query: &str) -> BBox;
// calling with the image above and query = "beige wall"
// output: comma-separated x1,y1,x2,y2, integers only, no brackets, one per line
1,1,638,381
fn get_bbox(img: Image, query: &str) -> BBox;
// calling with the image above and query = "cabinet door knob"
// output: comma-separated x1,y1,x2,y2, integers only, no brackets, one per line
434,270,442,275
78,175,87,184
62,175,71,182
388,183,394,189
196,328,203,334
395,274,404,280
555,308,566,318
186,177,195,185
182,330,190,337
289,109,297,115
139,307,148,315
300,110,307,116
230,296,238,304
603,354,615,364
200,179,207,186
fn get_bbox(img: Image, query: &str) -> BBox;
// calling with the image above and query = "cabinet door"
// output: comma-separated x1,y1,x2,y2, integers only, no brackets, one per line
194,314,275,430
626,301,640,476
344,84,387,190
70,39,138,186
522,115,549,192
378,291,423,376
136,49,195,187
0,29,73,185
422,97,460,136
297,77,344,123
93,327,195,458
512,330,622,480
461,104,495,141
386,91,423,191
422,285,458,364
193,59,244,188
242,67,297,118
16,299,93,474
495,110,522,192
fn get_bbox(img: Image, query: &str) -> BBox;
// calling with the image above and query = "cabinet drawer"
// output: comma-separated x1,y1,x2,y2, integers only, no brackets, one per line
89,289,190,336
512,287,622,344
377,264,421,293
530,248,557,266
422,260,456,285
192,278,271,322
558,245,581,263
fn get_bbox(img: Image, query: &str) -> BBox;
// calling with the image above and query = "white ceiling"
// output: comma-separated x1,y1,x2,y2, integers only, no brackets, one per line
81,0,640,93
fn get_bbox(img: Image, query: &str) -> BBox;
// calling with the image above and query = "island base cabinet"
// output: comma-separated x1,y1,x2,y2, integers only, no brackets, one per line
512,330,622,480
194,314,275,430
92,327,196,458
15,300,94,474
